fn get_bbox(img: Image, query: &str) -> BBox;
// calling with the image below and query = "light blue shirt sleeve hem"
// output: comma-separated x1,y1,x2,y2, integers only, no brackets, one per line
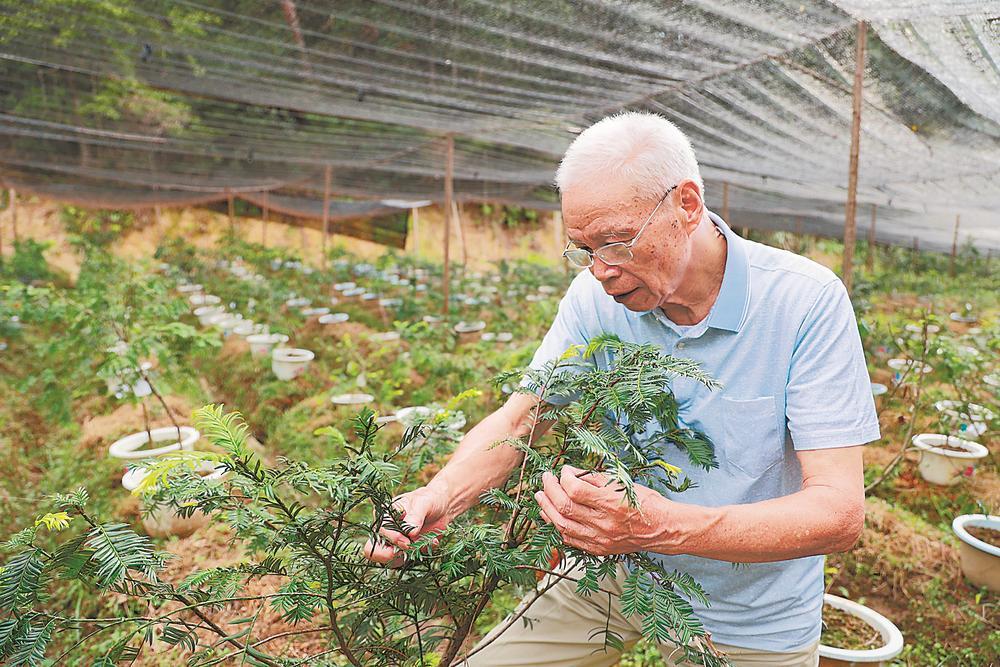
792,423,881,450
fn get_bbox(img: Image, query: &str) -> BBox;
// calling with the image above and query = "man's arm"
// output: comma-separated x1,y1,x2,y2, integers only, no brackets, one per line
535,445,865,562
427,392,552,522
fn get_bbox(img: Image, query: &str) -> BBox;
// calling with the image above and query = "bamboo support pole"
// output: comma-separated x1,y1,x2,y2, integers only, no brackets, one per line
452,200,467,268
262,192,269,246
10,188,17,242
226,190,235,233
949,214,960,277
443,135,454,315
321,165,332,262
866,205,876,272
842,20,867,296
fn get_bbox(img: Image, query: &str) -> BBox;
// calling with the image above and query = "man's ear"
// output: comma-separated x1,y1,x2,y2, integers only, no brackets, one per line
677,179,704,234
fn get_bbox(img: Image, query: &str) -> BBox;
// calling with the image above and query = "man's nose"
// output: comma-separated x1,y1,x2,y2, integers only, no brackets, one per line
590,257,621,282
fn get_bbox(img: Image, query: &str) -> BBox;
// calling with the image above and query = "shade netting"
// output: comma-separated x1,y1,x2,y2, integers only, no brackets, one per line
0,1,997,252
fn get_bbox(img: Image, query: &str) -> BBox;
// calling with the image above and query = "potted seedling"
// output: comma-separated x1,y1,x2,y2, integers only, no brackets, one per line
319,312,350,326
949,303,978,324
911,434,989,485
246,332,289,357
454,319,486,344
819,594,904,666
952,514,1000,593
194,305,226,326
122,457,227,538
271,347,315,380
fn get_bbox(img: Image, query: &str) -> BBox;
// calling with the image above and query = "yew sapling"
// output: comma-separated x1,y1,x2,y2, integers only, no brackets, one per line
0,334,728,666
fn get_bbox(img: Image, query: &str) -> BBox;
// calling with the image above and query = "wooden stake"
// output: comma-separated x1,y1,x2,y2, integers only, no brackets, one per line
950,214,960,277
842,20,867,296
321,165,332,262
10,188,17,242
443,134,454,315
410,206,419,254
452,200,467,267
911,236,919,272
226,190,235,233
721,181,730,223
866,205,876,272
262,192,269,246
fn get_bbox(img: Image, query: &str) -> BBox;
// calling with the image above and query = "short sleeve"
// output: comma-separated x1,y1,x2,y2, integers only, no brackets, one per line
522,273,596,404
785,280,880,450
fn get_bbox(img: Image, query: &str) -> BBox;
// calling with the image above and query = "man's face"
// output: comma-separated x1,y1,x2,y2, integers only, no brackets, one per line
562,184,694,312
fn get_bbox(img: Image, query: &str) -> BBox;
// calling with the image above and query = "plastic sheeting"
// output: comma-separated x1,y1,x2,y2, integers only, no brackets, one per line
0,1,997,252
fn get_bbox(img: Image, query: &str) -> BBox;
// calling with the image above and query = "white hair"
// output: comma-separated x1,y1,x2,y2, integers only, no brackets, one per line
555,111,704,202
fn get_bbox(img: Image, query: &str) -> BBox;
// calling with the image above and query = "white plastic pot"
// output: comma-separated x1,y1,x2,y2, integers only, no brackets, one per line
271,347,314,380
318,312,349,325
214,315,244,336
952,514,1000,593
911,434,988,486
343,287,366,297
950,312,977,324
301,307,331,317
331,393,375,406
870,383,888,397
189,294,221,307
933,400,993,440
454,320,486,334
395,405,433,425
246,333,288,358
370,331,401,342
422,315,442,324
108,426,199,460
904,323,940,335
887,358,932,374
985,373,1000,390
285,297,311,308
818,594,904,666
122,459,226,538
231,321,260,338
177,283,203,294
333,281,356,291
194,306,226,326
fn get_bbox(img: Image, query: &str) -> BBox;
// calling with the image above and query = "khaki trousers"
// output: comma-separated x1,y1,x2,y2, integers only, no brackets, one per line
464,563,819,667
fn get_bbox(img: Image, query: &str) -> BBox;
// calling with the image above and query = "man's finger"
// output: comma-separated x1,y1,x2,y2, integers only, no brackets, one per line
560,466,614,508
534,490,586,539
363,539,406,567
542,470,576,516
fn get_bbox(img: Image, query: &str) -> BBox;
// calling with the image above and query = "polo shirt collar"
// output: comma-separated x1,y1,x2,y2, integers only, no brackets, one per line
706,211,751,333
641,211,750,333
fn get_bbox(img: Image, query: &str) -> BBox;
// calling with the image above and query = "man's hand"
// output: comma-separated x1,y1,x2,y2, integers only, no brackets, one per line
534,465,677,557
363,484,452,567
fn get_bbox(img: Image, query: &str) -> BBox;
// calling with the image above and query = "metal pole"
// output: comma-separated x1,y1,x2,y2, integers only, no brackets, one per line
443,134,454,315
842,20,867,296
949,214,960,277
866,205,876,272
321,165,331,262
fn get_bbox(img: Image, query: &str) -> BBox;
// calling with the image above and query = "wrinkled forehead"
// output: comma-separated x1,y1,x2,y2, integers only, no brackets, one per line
562,186,651,240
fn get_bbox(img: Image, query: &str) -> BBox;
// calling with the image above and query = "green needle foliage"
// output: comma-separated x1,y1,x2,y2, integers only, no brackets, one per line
0,335,729,666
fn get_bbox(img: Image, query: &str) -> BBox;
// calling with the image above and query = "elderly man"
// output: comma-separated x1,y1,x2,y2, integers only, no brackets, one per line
365,112,879,667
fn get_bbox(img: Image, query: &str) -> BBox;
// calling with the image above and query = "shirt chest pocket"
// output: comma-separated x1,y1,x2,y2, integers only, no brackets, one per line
720,396,783,478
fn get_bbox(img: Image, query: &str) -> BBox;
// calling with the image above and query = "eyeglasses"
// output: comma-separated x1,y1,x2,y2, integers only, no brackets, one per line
562,184,677,269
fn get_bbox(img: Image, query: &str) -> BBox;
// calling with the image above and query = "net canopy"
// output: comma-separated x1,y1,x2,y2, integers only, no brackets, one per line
0,1,997,252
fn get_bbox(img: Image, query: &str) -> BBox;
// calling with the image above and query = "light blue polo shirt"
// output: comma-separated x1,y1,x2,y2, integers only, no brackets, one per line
528,212,880,651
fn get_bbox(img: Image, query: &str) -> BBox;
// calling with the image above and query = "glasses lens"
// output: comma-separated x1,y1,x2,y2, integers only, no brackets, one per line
595,243,632,266
564,248,592,268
